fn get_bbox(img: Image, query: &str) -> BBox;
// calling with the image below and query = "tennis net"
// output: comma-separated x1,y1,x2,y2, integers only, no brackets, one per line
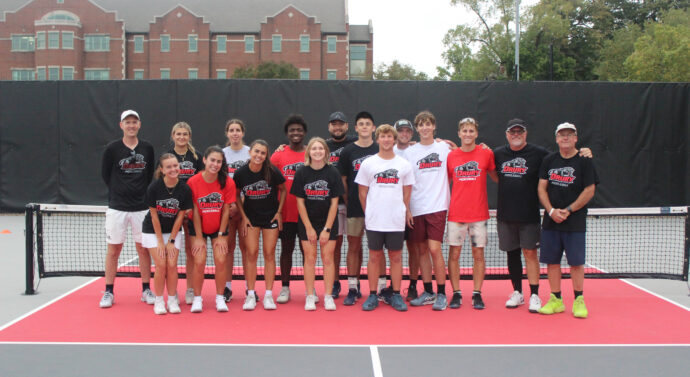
24,203,689,294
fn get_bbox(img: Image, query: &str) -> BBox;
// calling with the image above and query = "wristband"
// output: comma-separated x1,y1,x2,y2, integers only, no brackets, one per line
566,205,573,213
549,208,555,216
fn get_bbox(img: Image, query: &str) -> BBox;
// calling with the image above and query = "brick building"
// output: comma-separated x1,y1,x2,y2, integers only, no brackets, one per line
0,0,373,81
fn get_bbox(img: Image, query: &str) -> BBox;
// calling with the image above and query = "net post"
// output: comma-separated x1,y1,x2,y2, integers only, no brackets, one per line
683,207,689,283
24,203,36,295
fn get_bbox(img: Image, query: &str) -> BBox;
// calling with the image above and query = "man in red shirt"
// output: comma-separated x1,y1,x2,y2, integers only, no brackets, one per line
270,114,307,304
446,117,497,310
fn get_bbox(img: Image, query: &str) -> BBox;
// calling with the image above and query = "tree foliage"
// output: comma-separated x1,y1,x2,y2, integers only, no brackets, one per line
232,61,299,79
373,60,429,80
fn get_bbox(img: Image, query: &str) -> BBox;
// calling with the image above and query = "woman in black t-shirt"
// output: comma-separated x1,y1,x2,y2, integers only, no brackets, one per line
233,140,286,311
291,137,343,311
141,153,193,315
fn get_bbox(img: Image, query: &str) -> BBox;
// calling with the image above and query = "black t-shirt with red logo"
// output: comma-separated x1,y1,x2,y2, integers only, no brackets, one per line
101,139,155,211
539,152,598,232
494,143,549,223
233,164,286,226
290,165,344,228
337,142,378,218
142,178,193,234
326,135,357,204
168,148,203,183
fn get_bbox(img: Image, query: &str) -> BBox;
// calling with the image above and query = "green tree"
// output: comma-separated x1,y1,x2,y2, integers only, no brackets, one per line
232,61,299,79
594,25,643,80
373,60,429,80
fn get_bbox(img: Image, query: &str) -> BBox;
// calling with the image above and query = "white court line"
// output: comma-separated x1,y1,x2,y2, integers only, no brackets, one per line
0,342,688,348
370,346,383,377
620,279,690,311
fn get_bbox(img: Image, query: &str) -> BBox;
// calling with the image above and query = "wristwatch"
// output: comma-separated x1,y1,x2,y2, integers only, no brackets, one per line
566,205,573,213
324,228,331,232
217,231,225,237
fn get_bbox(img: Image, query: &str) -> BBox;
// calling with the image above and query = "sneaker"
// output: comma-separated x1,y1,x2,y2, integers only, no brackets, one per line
324,295,336,311
362,294,379,311
390,293,408,312
343,288,359,306
572,296,588,318
378,287,393,305
332,281,342,298
405,285,418,302
245,289,260,302
305,290,319,303
305,295,317,311
449,292,462,309
99,291,114,308
357,282,362,299
216,295,228,312
243,294,256,311
154,297,167,315
223,287,233,302
472,293,485,310
528,294,542,313
432,293,448,311
141,289,155,305
190,297,203,313
538,294,565,315
505,291,525,308
276,287,291,304
168,296,181,314
410,291,437,307
263,295,277,310
185,288,194,305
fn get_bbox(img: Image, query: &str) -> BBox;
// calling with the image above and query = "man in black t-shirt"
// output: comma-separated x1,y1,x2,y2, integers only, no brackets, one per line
537,122,597,319
99,110,155,308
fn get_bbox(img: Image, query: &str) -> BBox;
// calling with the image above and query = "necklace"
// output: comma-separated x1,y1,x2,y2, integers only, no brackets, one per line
165,182,177,195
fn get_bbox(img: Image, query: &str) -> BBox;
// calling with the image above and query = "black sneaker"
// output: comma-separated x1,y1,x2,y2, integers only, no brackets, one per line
405,285,418,302
472,293,485,310
223,287,232,302
377,287,393,305
343,288,358,306
332,281,342,299
356,282,362,299
449,292,462,309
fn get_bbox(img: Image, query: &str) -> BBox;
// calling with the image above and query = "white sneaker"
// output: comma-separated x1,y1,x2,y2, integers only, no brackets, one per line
243,294,257,311
276,287,290,303
528,294,542,313
324,295,336,311
185,288,194,305
190,297,203,313
505,290,525,308
154,297,167,315
99,291,114,308
305,295,317,311
142,289,156,305
216,295,228,312
263,295,277,310
167,296,181,314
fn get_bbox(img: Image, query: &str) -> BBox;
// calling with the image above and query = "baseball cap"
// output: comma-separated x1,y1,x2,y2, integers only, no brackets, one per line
120,110,140,121
506,118,527,132
394,119,414,131
555,122,577,135
329,111,347,123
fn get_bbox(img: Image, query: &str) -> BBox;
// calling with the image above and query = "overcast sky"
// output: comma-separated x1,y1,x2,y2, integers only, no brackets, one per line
348,0,537,77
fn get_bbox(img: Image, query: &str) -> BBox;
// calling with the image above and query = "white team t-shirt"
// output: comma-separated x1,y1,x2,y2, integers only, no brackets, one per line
222,145,250,178
355,154,415,232
393,144,410,158
404,141,451,217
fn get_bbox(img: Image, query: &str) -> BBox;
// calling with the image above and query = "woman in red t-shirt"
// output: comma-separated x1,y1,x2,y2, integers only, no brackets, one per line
186,146,237,313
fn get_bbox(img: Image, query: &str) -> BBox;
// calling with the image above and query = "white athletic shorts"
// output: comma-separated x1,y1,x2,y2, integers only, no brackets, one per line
141,232,183,249
105,208,147,245
337,203,347,237
447,220,488,248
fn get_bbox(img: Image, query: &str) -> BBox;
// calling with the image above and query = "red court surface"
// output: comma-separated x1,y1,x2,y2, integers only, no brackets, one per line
1,278,689,345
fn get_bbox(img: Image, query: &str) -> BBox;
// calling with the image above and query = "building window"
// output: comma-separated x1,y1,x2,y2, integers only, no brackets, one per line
134,36,144,53
272,35,282,52
300,35,310,52
36,67,46,80
36,32,45,49
217,69,227,79
299,69,309,80
327,70,337,80
327,36,337,53
350,45,367,78
62,31,73,49
11,35,35,51
217,36,226,53
11,69,34,81
62,67,74,80
48,31,60,49
48,66,60,80
188,69,198,79
188,35,198,52
134,70,144,80
84,69,109,80
244,36,254,53
160,69,170,79
85,35,110,51
160,35,170,52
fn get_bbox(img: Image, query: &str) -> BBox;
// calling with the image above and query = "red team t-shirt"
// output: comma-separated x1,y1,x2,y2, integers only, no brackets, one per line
186,173,237,234
446,146,495,223
270,146,306,223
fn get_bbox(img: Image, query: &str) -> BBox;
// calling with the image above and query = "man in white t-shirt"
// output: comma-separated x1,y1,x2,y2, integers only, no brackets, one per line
355,124,415,311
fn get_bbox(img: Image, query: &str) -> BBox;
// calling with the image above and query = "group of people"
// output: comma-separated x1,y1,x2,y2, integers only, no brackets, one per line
99,108,597,319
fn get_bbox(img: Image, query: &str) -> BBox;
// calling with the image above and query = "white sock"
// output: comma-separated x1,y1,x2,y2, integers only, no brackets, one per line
378,277,387,292
216,294,224,301
348,277,358,290
225,282,232,289
265,290,273,297
193,296,202,302
155,296,164,303
248,289,255,296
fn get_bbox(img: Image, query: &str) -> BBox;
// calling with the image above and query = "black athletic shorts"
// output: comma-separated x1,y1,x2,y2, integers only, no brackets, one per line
186,226,219,239
366,230,404,251
297,220,338,241
279,222,299,241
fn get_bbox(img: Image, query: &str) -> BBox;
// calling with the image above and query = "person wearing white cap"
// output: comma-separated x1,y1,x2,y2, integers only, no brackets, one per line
99,110,156,308
537,122,598,318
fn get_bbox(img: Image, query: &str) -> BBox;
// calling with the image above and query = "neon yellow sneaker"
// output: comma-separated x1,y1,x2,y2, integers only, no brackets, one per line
572,296,588,319
538,293,565,315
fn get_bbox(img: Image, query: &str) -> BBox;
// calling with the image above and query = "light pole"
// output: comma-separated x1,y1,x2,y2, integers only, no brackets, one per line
515,0,521,81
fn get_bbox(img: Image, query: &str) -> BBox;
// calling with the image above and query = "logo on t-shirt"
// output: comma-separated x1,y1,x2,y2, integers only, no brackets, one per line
227,160,247,175
500,157,528,177
352,155,373,171
119,153,147,173
243,180,272,199
304,180,330,200
282,162,305,179
417,153,443,169
156,198,180,218
197,192,223,213
453,161,481,181
548,167,576,187
374,169,400,184
179,160,196,178
329,147,344,164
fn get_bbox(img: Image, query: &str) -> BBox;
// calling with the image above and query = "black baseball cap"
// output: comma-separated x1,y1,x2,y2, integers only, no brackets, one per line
394,119,414,131
329,111,347,123
506,118,527,132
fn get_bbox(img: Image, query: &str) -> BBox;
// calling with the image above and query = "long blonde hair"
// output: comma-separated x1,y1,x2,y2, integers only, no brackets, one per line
171,122,198,159
304,137,331,167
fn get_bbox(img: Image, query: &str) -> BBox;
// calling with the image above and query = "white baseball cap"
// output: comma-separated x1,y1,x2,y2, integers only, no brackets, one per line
555,122,576,135
120,110,140,121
